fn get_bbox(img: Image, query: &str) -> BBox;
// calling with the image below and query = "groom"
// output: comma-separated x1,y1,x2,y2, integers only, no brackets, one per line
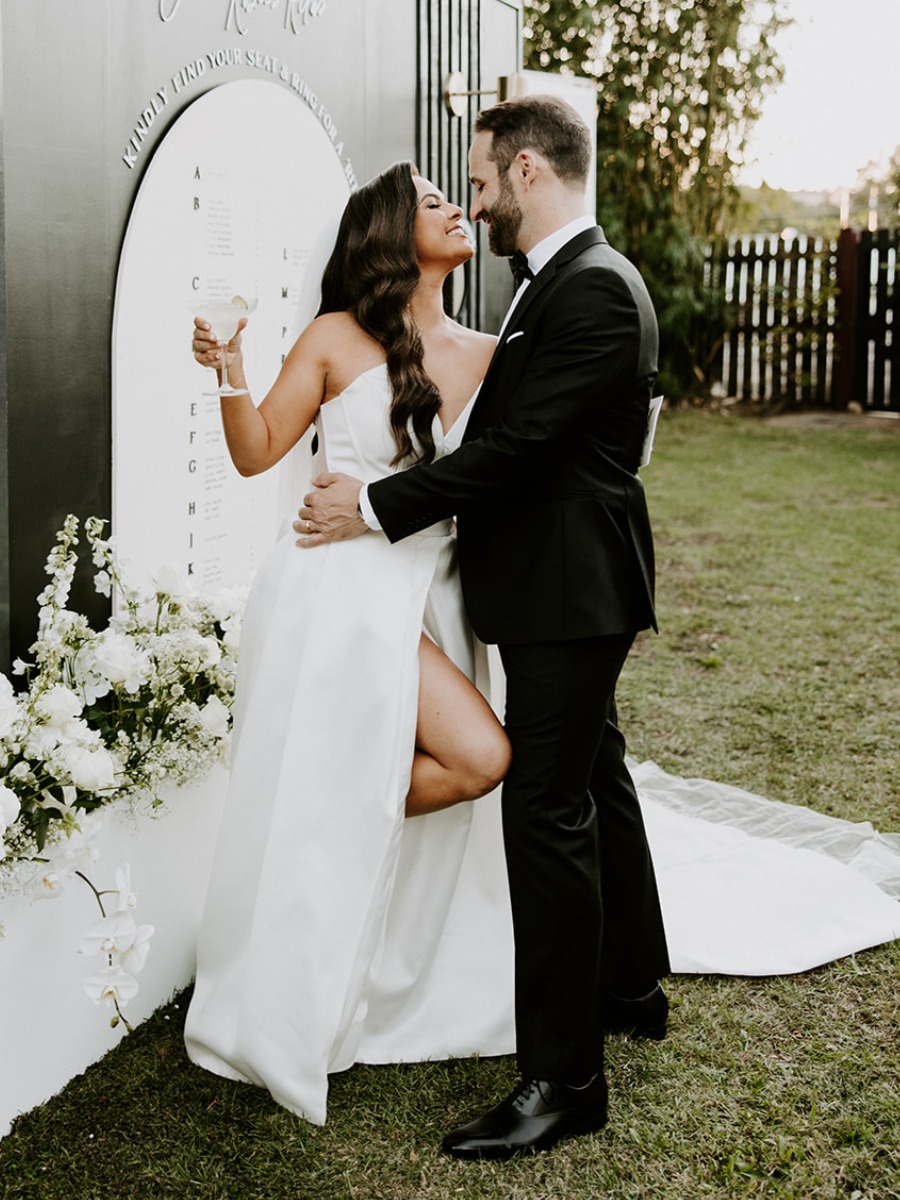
296,94,670,1158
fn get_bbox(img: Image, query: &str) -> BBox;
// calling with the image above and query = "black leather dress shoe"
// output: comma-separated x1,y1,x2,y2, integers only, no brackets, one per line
441,1074,608,1160
603,983,669,1040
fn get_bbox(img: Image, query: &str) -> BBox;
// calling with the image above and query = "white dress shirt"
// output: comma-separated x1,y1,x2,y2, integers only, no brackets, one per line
358,214,597,529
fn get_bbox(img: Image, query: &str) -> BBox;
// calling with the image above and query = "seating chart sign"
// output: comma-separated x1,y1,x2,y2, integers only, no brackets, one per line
112,79,351,592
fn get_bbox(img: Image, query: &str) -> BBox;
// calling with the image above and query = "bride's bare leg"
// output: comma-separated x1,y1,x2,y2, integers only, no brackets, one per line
406,633,511,818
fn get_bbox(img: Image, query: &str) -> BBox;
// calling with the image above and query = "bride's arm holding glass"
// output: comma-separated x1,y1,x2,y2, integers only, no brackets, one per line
191,311,361,519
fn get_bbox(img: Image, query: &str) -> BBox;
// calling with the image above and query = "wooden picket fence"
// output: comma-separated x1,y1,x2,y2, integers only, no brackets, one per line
852,229,899,411
704,228,898,411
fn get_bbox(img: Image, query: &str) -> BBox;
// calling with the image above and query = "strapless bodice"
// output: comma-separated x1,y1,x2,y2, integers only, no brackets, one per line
313,362,474,484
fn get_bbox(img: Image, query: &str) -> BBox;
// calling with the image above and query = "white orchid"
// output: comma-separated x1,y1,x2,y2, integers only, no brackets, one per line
79,910,141,957
118,921,155,975
83,965,140,1008
79,909,154,968
30,861,78,900
111,863,137,913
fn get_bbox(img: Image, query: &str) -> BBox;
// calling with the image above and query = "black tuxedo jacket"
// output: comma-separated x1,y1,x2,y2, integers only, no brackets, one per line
368,226,659,645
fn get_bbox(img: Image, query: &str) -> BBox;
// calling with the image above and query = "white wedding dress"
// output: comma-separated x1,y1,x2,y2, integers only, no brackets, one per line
184,366,516,1124
185,363,900,1125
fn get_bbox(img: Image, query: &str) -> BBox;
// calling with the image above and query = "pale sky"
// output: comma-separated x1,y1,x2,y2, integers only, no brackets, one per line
738,0,900,193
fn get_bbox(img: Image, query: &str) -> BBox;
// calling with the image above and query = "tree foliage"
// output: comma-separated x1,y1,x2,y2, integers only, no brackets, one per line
524,0,789,398
853,147,900,228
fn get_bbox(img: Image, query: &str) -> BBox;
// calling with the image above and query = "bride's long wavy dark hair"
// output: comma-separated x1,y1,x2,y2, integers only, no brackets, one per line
317,161,441,466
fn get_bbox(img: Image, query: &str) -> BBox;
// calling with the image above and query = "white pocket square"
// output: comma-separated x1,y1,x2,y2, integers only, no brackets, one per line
505,330,525,344
639,396,664,467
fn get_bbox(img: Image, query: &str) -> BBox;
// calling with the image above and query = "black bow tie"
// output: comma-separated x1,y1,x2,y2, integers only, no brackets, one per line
509,251,534,290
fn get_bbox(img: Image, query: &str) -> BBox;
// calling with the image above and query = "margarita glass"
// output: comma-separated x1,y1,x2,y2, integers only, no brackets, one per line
194,295,259,396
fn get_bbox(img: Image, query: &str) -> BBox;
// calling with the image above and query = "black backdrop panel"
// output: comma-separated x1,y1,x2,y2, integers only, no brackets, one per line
0,0,521,665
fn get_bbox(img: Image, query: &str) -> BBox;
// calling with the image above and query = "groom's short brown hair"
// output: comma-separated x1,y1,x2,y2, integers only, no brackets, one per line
473,94,592,185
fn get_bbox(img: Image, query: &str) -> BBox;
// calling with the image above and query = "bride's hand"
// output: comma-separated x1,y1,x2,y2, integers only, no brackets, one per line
192,316,248,372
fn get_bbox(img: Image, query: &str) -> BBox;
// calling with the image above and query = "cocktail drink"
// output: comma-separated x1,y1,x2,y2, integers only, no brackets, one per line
194,295,259,396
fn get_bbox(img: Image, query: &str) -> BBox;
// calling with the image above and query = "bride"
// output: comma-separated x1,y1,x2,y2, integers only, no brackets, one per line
184,158,900,1131
184,162,519,1125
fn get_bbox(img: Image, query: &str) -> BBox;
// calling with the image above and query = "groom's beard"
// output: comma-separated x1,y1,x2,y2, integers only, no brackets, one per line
484,173,524,259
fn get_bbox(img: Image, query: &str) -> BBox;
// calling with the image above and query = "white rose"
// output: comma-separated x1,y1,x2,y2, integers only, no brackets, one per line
198,694,231,739
24,724,61,756
92,632,150,693
197,636,222,669
35,684,84,729
152,562,190,600
0,784,20,830
67,746,117,793
207,584,249,625
0,674,19,739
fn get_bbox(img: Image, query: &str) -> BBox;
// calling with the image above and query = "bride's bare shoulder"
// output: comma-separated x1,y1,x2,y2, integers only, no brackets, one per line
309,309,360,337
292,312,379,364
301,310,361,349
303,312,385,398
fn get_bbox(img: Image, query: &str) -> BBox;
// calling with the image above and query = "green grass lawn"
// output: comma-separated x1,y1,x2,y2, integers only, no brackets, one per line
2,411,899,1200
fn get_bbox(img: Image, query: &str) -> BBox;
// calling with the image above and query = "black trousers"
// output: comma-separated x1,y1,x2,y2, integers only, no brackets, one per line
498,634,670,1084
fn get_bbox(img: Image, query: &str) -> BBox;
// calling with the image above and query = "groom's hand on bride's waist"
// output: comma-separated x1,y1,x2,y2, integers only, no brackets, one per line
295,473,368,547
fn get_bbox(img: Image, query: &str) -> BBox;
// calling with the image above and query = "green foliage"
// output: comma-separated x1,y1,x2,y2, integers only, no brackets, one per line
523,0,790,399
732,183,843,239
852,145,900,229
734,174,900,241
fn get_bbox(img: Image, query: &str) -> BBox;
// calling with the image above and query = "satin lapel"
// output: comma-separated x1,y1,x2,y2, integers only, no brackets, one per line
477,226,609,398
504,226,607,332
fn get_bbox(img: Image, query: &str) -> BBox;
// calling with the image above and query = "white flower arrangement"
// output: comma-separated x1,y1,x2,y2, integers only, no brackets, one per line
0,515,247,1022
